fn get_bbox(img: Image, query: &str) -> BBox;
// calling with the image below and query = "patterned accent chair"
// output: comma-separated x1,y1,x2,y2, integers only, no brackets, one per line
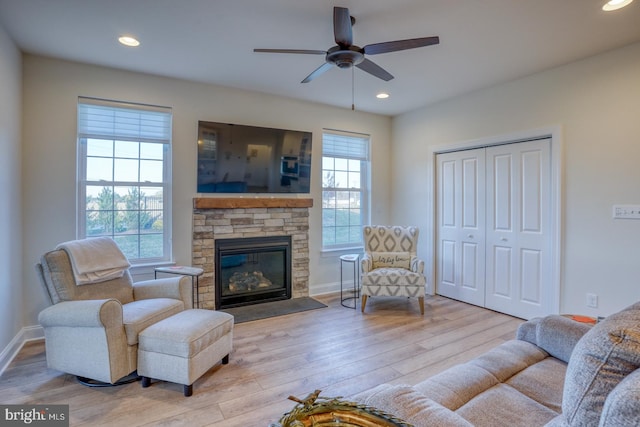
361,226,427,314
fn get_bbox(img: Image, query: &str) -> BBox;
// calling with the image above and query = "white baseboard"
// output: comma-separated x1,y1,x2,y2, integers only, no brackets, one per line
0,325,44,377
309,281,343,296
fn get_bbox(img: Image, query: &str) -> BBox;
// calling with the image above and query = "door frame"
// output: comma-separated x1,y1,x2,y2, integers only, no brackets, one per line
426,126,563,316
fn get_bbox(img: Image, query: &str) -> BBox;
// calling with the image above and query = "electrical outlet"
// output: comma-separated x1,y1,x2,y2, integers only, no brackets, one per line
587,293,598,308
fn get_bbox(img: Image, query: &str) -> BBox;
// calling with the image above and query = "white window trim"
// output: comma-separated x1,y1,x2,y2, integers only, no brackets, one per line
321,129,370,250
76,97,173,264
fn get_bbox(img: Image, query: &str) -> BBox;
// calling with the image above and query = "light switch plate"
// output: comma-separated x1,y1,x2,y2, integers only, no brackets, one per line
613,205,640,219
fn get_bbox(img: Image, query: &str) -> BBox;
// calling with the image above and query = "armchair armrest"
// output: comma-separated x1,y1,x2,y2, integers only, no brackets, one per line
38,299,123,329
133,276,192,309
410,256,425,273
516,315,592,363
361,253,373,274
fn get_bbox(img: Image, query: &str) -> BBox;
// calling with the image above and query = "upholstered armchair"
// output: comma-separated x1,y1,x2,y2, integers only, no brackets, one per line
36,238,192,385
361,226,427,314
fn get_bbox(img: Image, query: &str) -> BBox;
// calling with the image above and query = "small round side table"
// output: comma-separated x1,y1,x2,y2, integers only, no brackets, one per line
340,254,360,309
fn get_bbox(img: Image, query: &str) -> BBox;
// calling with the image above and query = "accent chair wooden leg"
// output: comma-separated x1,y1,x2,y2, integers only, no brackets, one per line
222,354,229,365
418,296,425,315
361,295,368,313
141,376,151,388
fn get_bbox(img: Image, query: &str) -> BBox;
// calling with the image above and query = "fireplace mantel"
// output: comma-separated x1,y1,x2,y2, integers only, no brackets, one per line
193,197,313,209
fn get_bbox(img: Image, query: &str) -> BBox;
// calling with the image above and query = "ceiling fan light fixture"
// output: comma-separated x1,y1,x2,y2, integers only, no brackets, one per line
602,0,634,11
376,92,390,99
118,35,140,47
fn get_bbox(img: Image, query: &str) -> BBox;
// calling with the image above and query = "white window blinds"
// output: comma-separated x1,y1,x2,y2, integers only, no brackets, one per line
78,97,172,143
322,130,369,160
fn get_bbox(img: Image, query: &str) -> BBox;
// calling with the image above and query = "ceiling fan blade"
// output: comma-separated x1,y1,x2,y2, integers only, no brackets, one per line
333,7,353,47
301,62,333,83
254,49,327,55
356,58,394,81
363,36,440,55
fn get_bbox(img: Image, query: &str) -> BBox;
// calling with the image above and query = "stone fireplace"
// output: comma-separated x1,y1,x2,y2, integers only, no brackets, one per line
192,197,312,309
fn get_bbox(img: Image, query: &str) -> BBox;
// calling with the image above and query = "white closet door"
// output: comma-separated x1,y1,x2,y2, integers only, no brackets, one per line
435,138,552,319
485,139,551,319
436,148,486,306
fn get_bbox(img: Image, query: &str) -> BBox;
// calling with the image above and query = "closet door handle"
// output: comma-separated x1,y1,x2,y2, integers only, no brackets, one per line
500,237,508,242
467,234,474,239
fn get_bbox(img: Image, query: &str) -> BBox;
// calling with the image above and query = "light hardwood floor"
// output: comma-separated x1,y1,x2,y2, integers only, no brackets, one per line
0,294,523,427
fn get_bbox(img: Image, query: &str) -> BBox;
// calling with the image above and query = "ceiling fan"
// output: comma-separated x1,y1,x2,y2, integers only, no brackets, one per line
254,6,440,84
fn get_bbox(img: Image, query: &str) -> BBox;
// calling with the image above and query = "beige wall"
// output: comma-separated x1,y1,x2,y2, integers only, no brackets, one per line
20,55,392,328
0,25,22,357
391,41,640,317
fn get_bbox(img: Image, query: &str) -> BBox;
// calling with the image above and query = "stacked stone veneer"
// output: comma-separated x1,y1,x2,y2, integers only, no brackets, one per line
192,200,310,309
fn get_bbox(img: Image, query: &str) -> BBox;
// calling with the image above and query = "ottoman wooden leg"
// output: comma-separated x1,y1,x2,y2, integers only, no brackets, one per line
222,354,230,365
141,377,151,388
184,384,193,397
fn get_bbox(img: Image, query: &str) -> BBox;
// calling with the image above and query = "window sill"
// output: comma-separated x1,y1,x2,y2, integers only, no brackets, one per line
320,247,363,258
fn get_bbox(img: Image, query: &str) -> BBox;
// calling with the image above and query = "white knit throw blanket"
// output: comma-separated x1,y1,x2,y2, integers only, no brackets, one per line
57,237,131,285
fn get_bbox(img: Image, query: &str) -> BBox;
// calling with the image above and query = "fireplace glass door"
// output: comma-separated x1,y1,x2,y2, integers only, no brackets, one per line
215,236,291,309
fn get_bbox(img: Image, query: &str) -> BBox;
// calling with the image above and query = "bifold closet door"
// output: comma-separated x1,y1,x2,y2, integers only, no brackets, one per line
436,139,552,319
436,148,486,307
484,139,551,319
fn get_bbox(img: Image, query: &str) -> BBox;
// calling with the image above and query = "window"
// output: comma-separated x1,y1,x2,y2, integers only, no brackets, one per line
322,130,370,249
77,98,172,264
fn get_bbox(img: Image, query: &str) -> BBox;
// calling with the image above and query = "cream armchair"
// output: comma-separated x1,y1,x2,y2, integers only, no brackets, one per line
361,226,427,314
36,240,192,385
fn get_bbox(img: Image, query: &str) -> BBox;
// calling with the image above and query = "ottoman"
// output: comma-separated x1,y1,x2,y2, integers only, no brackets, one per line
137,309,234,396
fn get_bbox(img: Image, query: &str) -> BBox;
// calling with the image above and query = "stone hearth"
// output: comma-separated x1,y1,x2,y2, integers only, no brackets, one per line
192,198,312,309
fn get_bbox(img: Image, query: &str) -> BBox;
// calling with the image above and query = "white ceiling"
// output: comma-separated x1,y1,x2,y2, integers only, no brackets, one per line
1,0,640,116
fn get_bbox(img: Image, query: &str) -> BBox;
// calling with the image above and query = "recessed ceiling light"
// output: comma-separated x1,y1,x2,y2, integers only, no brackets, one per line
376,92,390,99
118,36,140,47
603,0,634,11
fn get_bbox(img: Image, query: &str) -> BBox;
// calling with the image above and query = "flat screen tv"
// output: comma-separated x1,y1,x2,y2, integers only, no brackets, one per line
197,121,312,194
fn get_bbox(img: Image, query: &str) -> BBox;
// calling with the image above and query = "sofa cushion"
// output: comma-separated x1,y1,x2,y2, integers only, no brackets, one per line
456,384,559,427
354,384,473,427
414,363,500,410
506,357,567,413
599,368,640,427
468,340,548,383
562,302,640,426
122,298,184,345
413,340,548,411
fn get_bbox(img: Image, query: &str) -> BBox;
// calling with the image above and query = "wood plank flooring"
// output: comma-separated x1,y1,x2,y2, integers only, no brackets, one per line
0,294,523,427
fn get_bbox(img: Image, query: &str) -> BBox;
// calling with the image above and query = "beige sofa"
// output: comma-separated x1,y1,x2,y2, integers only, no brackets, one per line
354,302,640,426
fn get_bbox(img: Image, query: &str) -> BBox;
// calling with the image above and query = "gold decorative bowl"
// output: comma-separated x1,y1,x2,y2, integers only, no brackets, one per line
270,390,413,427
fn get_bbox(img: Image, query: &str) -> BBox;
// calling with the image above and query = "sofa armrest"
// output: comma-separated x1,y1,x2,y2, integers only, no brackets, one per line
516,315,591,363
38,299,123,329
599,368,640,426
133,276,192,309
